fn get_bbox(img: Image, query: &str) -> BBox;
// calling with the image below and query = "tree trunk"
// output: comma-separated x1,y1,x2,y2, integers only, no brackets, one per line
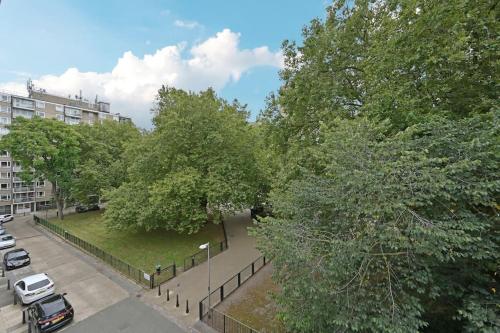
52,184,64,220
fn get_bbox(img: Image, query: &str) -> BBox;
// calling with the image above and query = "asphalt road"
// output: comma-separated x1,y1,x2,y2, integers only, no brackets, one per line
65,297,185,333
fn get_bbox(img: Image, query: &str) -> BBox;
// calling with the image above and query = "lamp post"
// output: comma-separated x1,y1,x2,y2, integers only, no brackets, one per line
199,242,210,315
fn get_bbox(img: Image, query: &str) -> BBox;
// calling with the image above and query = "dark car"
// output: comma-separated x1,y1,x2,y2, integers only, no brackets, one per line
3,248,30,270
28,293,74,333
75,203,99,213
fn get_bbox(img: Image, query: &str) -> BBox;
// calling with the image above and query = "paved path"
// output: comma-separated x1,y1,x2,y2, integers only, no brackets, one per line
141,210,261,331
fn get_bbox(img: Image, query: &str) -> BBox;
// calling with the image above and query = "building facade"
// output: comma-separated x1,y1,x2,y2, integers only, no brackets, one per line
0,84,131,214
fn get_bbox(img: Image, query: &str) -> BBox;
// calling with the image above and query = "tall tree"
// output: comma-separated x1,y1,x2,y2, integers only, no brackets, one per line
256,0,499,332
0,117,81,219
104,87,263,233
72,120,140,205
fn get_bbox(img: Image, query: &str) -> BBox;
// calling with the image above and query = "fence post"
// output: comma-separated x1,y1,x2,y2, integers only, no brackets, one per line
7,279,10,290
176,294,179,308
251,262,255,275
167,289,170,301
223,314,226,333
13,292,17,305
220,285,224,302
199,302,203,320
237,273,241,287
191,256,195,268
263,256,266,265
173,262,176,277
22,309,26,324
220,241,223,252
185,299,189,314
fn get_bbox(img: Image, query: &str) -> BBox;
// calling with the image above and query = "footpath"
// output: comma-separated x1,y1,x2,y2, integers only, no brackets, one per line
140,210,261,331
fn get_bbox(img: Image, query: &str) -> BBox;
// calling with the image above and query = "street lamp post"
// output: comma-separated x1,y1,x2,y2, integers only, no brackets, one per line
199,242,210,316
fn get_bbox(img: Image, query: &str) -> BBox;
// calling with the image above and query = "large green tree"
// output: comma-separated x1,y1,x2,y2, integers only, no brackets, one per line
104,87,264,233
0,117,81,219
72,120,140,205
256,0,499,332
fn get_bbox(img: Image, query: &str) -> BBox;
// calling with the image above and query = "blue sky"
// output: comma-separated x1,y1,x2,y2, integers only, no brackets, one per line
0,0,328,127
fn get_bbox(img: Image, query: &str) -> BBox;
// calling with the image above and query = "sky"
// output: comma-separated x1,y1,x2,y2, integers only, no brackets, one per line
0,0,328,128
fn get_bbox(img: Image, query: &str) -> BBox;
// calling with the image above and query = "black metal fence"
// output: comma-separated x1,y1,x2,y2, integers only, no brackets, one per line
33,215,153,287
199,255,268,321
183,239,228,272
202,308,259,333
150,263,176,288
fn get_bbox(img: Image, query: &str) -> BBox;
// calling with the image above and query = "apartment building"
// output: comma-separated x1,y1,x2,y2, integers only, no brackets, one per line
0,82,131,214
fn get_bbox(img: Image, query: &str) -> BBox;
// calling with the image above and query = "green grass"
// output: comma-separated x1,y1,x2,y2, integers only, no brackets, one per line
225,270,285,332
50,210,224,272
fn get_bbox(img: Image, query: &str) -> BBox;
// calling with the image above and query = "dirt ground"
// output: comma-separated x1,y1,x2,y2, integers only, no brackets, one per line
216,263,284,332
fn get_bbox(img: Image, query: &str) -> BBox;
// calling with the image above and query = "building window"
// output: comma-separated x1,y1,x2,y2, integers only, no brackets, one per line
13,109,34,119
37,181,45,187
0,151,9,157
65,117,80,125
0,194,10,201
0,94,11,102
55,104,64,112
0,161,10,167
0,128,9,136
56,114,65,122
37,191,45,197
0,172,10,179
35,111,45,118
1,183,9,189
0,105,11,113
65,107,82,118
0,117,10,125
35,101,46,109
12,98,35,110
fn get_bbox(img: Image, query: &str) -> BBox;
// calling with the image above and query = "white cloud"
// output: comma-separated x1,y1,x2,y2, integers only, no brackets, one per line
174,19,202,29
0,29,283,128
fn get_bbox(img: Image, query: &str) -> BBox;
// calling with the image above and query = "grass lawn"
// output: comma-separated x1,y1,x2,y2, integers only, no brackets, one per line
223,266,284,332
49,210,225,273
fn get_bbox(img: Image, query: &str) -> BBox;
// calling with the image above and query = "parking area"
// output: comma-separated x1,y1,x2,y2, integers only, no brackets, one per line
0,215,131,332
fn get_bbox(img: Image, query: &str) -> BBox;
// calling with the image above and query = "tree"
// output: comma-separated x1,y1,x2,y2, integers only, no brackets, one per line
256,0,499,331
104,87,263,233
255,114,499,332
72,120,140,205
0,117,81,219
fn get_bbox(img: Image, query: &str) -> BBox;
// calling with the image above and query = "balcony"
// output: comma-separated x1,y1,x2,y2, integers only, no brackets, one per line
12,166,22,172
14,197,35,203
12,98,35,110
13,186,35,193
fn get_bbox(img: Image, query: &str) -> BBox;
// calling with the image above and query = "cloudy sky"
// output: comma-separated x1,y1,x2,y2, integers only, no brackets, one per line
0,1,327,128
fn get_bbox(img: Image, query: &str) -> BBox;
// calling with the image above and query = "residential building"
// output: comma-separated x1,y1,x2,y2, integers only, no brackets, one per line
0,81,131,214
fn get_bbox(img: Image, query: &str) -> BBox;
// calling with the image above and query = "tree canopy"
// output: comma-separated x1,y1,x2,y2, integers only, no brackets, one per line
104,87,264,233
255,0,499,332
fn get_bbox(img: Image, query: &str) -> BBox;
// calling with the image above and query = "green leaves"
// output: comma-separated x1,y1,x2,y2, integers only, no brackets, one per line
104,87,265,233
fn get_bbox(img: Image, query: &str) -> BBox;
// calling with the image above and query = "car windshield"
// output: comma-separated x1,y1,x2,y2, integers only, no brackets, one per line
1,236,12,241
8,251,28,260
40,297,65,316
27,279,50,291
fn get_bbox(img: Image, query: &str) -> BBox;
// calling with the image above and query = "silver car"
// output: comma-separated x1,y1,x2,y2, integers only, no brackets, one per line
0,234,15,249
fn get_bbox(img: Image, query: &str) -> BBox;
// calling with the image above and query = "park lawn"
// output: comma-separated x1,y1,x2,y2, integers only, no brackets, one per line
225,267,284,333
49,210,225,273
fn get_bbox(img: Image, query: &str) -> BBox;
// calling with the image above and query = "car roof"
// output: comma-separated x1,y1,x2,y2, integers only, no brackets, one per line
5,248,26,256
16,273,51,285
0,214,11,217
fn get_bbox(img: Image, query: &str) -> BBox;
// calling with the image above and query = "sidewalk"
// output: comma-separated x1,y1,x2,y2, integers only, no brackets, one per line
140,210,261,331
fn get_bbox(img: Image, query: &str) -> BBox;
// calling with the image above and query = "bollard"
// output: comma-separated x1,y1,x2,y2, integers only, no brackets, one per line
167,289,170,301
157,284,161,297
14,293,17,305
2,268,4,277
28,322,32,333
176,294,179,308
186,299,189,314
22,310,26,324
7,279,10,290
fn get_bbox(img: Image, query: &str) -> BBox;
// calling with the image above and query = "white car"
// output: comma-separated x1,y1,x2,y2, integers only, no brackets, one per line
0,234,15,249
14,273,55,305
0,214,13,223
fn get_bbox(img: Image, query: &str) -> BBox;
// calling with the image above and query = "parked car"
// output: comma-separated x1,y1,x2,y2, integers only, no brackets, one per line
0,224,5,235
75,203,99,213
14,273,55,305
28,293,74,333
0,214,13,223
0,234,15,249
4,248,30,270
